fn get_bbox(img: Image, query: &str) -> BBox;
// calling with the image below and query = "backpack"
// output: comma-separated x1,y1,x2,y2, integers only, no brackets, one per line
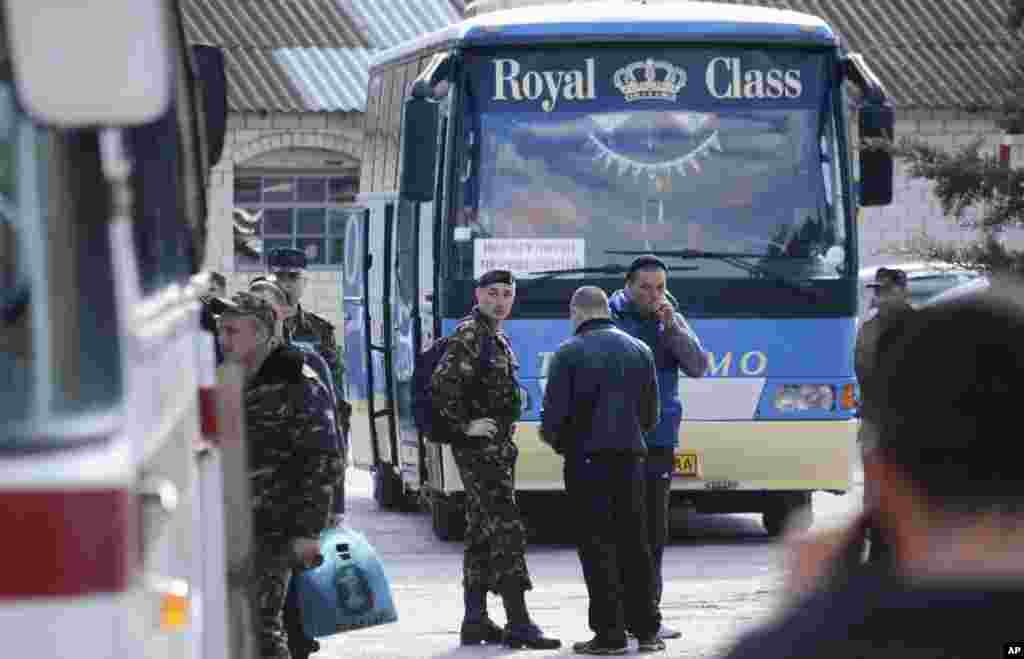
411,331,494,443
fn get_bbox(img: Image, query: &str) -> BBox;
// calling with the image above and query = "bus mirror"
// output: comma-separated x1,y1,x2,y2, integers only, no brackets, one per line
3,0,171,126
191,45,228,167
399,95,439,203
858,103,894,207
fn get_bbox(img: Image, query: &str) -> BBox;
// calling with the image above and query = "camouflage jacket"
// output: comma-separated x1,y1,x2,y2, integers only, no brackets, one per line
244,345,342,549
430,308,522,442
284,305,342,391
854,302,914,405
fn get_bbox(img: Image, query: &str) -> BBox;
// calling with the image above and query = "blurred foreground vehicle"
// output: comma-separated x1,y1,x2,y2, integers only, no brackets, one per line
0,1,242,657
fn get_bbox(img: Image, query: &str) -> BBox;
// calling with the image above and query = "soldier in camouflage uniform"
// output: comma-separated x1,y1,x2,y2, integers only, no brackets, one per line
855,267,913,565
249,277,339,659
267,247,343,391
267,248,351,520
217,292,342,659
430,269,560,650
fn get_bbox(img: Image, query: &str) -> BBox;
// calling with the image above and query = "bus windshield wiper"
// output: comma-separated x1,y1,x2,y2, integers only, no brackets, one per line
521,263,698,287
605,249,821,300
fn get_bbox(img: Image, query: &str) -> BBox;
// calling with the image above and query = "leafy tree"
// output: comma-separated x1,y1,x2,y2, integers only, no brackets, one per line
881,2,1024,276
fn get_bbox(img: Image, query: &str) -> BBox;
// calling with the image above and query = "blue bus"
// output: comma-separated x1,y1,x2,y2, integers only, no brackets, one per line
345,0,894,539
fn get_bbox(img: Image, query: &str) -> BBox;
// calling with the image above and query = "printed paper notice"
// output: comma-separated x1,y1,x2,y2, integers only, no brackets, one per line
474,239,585,279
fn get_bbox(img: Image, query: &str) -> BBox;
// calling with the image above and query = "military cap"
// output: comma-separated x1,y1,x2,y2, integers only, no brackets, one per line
866,267,908,289
268,247,307,272
477,269,515,288
214,291,277,331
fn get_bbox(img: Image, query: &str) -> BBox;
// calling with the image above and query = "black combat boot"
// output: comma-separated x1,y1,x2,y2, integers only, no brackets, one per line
500,585,561,650
460,587,504,645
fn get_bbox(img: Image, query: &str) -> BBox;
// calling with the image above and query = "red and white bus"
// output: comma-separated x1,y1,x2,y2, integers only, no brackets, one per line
0,1,240,657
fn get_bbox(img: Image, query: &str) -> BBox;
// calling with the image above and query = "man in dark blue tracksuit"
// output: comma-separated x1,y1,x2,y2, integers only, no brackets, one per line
609,255,708,641
540,286,664,654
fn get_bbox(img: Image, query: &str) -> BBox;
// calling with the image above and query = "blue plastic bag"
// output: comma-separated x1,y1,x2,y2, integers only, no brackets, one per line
292,526,398,638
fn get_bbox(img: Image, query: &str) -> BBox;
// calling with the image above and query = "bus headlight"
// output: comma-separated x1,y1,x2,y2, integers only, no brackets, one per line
773,384,835,412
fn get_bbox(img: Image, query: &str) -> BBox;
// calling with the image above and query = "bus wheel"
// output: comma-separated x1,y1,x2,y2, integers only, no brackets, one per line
431,494,465,542
373,464,404,509
763,494,813,537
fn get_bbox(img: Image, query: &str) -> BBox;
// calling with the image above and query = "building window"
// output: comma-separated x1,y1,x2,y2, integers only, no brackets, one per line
233,174,359,271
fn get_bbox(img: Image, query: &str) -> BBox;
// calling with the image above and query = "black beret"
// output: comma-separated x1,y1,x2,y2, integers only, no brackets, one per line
476,269,515,287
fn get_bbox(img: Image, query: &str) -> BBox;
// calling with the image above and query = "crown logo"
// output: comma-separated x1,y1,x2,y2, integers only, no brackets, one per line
613,58,687,102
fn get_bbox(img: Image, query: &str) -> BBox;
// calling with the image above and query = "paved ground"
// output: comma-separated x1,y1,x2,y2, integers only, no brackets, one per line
316,462,863,658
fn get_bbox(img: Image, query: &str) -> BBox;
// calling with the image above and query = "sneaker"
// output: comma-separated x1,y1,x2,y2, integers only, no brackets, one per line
637,635,666,653
572,636,628,655
657,624,682,640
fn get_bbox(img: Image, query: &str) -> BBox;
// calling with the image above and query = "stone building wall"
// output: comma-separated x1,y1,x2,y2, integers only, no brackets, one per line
203,111,364,346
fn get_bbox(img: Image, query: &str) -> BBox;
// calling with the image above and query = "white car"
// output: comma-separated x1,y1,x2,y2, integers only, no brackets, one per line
917,274,991,308
857,261,984,318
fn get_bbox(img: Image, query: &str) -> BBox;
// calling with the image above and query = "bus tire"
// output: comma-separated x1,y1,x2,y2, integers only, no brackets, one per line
763,494,813,537
373,464,403,509
431,493,465,542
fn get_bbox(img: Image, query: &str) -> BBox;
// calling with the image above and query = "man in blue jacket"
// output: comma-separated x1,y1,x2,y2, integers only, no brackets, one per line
609,255,708,641
541,286,665,654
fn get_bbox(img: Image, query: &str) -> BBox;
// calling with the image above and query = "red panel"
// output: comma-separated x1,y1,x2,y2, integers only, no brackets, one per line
0,489,138,598
199,387,218,439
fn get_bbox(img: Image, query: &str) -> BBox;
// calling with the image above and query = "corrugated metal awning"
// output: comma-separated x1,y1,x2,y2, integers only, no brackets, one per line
184,0,462,112
348,0,462,49
183,0,372,48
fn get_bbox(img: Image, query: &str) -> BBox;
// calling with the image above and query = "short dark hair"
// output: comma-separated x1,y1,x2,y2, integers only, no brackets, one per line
625,255,667,282
209,271,226,288
865,286,1024,509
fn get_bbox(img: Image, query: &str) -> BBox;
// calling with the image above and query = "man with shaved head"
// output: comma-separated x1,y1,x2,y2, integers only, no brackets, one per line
541,286,665,654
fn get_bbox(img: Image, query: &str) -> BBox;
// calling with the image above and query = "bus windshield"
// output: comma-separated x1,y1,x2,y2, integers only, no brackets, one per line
451,47,850,296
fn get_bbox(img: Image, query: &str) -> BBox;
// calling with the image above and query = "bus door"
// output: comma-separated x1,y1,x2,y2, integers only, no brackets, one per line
361,200,407,507
393,200,425,496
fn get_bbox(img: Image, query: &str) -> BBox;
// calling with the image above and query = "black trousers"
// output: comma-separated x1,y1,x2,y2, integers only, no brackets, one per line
645,447,674,608
565,452,660,641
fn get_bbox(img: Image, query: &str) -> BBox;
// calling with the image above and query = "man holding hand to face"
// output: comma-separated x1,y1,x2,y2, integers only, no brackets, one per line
609,255,708,642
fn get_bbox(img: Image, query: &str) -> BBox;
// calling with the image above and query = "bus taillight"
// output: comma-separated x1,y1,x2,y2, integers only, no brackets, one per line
198,330,218,441
0,489,137,598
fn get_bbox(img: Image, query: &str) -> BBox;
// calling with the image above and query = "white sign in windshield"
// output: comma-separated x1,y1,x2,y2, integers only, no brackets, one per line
473,238,584,279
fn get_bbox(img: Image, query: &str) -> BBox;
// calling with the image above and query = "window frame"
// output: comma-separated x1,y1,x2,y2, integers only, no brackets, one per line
233,172,361,272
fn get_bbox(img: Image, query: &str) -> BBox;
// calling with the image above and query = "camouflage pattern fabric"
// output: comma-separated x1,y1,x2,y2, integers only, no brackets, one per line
284,305,342,391
430,309,522,441
244,345,342,657
431,308,530,593
248,544,294,659
854,302,913,445
284,305,349,512
452,437,532,593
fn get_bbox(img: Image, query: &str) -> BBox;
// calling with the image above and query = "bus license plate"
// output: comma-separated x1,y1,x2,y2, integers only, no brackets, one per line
673,451,699,477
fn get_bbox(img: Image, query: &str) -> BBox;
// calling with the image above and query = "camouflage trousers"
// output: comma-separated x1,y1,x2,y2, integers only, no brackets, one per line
452,434,532,594
248,543,294,659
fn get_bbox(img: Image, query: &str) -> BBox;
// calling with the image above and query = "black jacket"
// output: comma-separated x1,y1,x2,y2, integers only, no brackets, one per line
540,318,659,456
721,569,1024,659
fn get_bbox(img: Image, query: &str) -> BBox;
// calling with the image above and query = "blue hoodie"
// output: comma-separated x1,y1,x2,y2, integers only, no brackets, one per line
609,289,708,449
